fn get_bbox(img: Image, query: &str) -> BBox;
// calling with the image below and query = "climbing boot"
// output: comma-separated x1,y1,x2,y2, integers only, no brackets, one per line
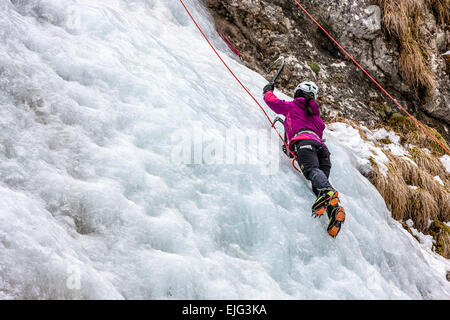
327,206,346,238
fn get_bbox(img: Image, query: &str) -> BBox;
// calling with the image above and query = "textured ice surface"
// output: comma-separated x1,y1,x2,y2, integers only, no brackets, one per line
0,0,449,299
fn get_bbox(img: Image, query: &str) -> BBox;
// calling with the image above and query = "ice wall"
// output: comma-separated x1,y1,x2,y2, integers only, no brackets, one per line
0,0,448,299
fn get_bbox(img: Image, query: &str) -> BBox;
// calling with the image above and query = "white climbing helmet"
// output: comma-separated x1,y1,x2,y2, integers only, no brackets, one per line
294,81,319,100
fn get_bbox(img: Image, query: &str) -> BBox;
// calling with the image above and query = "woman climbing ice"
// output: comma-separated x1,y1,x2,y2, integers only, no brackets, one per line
263,81,346,237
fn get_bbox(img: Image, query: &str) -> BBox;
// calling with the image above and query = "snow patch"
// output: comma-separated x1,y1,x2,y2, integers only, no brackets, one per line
434,176,444,186
366,128,410,157
331,62,346,68
326,123,389,176
440,155,450,173
405,220,434,252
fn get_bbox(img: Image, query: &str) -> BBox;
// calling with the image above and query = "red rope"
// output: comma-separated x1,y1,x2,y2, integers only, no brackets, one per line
178,0,302,174
216,27,242,57
292,0,449,155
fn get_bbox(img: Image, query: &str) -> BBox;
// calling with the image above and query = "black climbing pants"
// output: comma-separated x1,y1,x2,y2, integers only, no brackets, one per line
293,139,332,197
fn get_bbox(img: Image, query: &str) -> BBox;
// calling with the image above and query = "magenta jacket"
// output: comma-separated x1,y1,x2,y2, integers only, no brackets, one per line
264,91,326,147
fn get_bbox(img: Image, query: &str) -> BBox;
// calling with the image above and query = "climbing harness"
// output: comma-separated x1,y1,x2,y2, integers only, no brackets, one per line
291,129,325,143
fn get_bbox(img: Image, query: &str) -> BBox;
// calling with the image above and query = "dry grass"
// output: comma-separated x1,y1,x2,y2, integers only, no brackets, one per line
374,0,438,92
409,147,450,178
368,162,409,221
333,118,450,256
375,0,424,38
386,113,450,156
398,36,436,90
429,220,450,258
370,115,450,228
426,0,450,25
368,150,449,231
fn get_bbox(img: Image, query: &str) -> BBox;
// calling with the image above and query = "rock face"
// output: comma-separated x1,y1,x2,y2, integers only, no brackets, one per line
204,0,450,140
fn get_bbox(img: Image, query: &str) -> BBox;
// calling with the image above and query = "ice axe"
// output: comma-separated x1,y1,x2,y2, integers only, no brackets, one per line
266,56,285,85
266,56,293,158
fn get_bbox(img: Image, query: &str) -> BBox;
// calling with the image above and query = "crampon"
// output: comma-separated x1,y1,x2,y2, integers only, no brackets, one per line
311,189,339,218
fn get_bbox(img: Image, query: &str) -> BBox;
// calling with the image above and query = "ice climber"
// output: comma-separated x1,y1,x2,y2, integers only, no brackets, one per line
263,81,346,237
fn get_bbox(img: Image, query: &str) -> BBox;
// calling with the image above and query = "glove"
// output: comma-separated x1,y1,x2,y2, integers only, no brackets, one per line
263,83,274,95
